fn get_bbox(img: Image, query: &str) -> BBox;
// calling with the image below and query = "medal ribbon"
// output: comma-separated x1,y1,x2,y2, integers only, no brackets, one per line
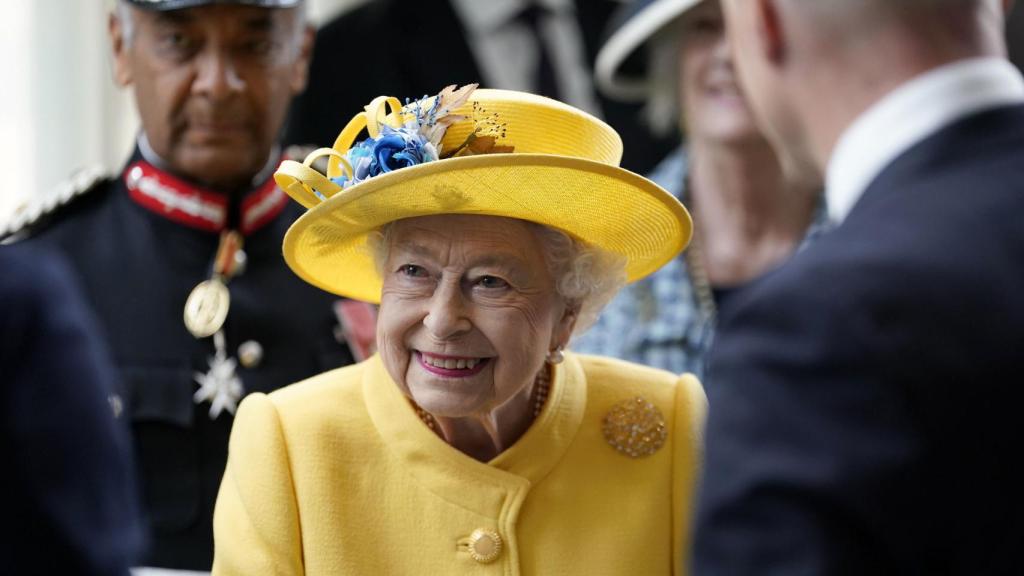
213,230,244,280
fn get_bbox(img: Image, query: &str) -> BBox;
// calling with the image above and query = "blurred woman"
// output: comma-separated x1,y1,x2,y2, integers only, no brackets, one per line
574,0,829,378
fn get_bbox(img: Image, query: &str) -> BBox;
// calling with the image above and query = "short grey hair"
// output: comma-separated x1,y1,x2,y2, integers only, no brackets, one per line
117,1,136,47
368,219,628,337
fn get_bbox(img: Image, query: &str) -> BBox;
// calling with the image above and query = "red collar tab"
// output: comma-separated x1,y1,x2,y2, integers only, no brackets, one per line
124,160,289,235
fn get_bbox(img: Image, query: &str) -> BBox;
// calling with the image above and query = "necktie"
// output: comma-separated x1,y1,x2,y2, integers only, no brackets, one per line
519,4,560,100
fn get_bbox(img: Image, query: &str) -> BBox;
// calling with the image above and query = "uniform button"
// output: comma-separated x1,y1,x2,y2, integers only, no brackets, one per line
238,340,263,369
465,528,502,564
107,394,123,419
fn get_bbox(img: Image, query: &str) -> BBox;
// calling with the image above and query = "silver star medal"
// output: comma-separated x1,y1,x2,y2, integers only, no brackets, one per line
193,331,244,418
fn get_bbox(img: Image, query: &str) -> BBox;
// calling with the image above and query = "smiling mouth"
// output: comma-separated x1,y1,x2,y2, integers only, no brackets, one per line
416,351,490,377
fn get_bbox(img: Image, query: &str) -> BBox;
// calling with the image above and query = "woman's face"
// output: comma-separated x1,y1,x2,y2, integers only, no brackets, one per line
678,0,762,144
377,214,575,418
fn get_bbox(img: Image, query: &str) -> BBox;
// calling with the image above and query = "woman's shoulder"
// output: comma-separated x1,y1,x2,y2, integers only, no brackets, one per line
571,352,705,422
573,353,699,391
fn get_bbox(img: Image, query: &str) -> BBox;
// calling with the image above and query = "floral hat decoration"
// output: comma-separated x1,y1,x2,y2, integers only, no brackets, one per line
274,84,692,303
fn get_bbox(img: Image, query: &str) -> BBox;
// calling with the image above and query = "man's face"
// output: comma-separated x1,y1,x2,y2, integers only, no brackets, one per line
718,0,779,140
720,0,818,183
110,4,312,189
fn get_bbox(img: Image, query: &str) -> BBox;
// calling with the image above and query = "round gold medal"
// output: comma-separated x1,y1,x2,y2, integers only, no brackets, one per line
184,279,230,338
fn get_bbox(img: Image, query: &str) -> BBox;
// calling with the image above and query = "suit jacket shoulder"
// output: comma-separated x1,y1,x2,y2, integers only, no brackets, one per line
0,245,143,574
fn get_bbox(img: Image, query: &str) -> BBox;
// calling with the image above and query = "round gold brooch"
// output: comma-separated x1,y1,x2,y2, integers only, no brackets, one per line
602,396,668,458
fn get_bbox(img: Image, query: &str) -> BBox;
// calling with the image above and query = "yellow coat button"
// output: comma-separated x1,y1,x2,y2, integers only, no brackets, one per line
463,528,502,563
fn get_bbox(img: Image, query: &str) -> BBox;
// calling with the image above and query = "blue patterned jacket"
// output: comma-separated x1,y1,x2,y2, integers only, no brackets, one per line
572,149,831,380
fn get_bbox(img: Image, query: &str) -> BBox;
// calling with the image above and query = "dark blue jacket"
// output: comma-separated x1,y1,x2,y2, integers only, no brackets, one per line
1,245,143,575
694,104,1024,574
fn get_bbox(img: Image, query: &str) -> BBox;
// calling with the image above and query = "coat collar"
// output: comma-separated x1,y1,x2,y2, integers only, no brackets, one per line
826,57,1024,225
124,139,290,235
362,352,587,517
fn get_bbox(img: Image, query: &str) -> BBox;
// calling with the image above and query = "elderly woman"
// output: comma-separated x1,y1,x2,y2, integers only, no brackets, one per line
575,0,829,378
211,86,705,574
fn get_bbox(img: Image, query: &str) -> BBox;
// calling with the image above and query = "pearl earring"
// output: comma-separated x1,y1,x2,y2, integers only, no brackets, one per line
546,346,564,365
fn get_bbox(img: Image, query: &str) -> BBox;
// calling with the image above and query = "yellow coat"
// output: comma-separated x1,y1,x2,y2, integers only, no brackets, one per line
212,352,706,575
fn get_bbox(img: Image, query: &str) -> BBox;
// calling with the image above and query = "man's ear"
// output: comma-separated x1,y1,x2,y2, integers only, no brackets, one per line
109,11,133,87
289,24,316,94
755,0,786,63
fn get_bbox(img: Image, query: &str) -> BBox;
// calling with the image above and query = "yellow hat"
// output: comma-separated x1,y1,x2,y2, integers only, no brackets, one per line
275,85,691,303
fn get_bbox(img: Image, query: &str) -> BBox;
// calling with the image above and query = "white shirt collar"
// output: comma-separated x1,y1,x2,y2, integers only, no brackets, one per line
825,57,1024,224
450,0,574,34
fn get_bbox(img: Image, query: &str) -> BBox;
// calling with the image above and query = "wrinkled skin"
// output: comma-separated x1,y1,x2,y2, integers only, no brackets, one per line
375,215,577,461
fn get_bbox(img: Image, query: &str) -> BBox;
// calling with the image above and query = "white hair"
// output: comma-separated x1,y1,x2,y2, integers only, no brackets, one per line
528,223,628,335
368,219,628,337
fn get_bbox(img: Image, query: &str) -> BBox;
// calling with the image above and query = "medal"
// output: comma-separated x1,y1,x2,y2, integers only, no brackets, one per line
183,230,244,338
184,278,231,338
185,230,248,418
193,331,244,418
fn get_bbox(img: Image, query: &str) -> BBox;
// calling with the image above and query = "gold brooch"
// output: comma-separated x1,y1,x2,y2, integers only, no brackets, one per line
602,396,668,458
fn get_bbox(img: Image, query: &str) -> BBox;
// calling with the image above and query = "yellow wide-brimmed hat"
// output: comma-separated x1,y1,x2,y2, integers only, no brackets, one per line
275,85,692,303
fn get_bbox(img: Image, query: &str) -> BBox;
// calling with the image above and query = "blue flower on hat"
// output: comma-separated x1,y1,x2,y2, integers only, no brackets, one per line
373,126,428,173
327,84,485,190
332,124,440,189
348,142,374,182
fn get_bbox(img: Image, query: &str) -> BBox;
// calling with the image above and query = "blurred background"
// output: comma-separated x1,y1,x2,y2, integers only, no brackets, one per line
0,0,1021,222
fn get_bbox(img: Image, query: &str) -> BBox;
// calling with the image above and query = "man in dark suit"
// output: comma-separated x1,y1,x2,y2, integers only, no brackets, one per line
1,245,143,575
693,0,1024,573
285,0,677,175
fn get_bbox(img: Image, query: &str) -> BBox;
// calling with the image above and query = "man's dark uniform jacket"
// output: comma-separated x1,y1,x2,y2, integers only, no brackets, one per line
286,0,676,176
4,149,356,570
694,103,1024,574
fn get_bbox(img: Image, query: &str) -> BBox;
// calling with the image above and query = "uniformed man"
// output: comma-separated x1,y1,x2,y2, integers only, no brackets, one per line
1,0,364,570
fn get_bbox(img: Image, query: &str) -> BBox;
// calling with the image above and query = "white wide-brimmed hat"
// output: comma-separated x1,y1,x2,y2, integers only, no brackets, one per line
595,0,704,101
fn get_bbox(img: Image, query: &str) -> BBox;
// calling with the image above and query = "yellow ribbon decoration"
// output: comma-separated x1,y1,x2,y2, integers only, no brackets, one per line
274,148,352,209
277,94,413,208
